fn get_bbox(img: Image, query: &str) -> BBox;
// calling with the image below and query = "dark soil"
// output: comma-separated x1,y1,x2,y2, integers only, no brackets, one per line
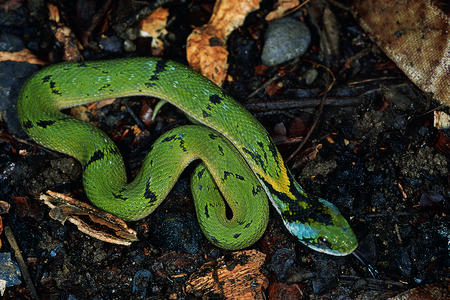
0,0,449,299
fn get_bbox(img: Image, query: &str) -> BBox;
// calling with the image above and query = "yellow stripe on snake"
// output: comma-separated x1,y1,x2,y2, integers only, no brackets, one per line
17,57,358,255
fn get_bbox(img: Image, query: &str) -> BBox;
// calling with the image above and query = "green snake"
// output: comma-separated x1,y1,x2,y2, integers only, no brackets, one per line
17,57,358,255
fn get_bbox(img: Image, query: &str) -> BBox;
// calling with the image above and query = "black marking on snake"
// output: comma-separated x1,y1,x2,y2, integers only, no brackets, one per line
211,236,219,244
252,185,263,196
42,75,51,83
112,193,128,201
144,82,156,88
37,120,56,128
242,147,267,172
209,94,223,104
118,187,127,193
259,175,333,226
84,150,105,171
77,62,87,68
197,168,206,179
144,179,157,202
202,110,211,118
218,145,224,156
148,58,169,81
233,233,241,238
161,133,187,152
22,120,33,129
235,174,245,181
198,184,203,190
268,140,281,169
99,83,111,91
209,133,219,139
205,205,210,218
52,89,62,96
42,75,61,96
102,70,109,74
108,146,121,156
244,220,252,228
161,134,177,142
257,142,269,168
223,171,233,181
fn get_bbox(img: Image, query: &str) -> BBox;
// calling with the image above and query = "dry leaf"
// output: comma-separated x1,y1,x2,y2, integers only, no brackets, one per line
140,7,170,56
322,5,340,59
40,191,138,245
266,0,301,21
48,3,82,62
186,250,268,299
351,0,450,105
11,197,30,218
0,49,47,65
434,111,450,130
187,0,261,85
387,283,449,300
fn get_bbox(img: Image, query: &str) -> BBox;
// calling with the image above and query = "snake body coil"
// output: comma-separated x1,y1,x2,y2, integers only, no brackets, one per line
17,57,357,254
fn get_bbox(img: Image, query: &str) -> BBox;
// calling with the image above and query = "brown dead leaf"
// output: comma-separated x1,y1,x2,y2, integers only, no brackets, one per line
48,2,60,22
271,122,287,143
48,3,82,62
187,0,261,85
0,0,23,12
0,49,47,65
265,80,283,96
434,111,450,130
11,196,30,218
0,201,10,215
266,0,301,21
139,100,154,126
351,0,450,105
87,98,115,110
140,7,170,56
387,282,449,300
186,250,268,299
40,191,138,245
268,282,305,299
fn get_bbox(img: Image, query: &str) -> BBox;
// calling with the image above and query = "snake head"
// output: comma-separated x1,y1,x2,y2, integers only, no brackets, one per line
283,194,358,256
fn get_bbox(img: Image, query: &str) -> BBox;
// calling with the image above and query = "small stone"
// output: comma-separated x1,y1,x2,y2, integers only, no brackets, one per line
0,253,21,291
261,18,311,67
150,212,204,254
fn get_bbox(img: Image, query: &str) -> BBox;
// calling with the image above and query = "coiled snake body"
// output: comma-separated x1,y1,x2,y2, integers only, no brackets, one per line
17,57,357,255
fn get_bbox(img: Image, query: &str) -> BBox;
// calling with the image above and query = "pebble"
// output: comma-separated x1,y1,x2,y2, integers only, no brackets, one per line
261,18,311,67
0,33,38,138
99,36,123,53
132,269,153,298
149,212,204,254
0,33,24,52
0,253,21,294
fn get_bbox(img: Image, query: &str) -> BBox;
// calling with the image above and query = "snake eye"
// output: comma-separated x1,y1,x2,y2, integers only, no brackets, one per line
317,236,332,249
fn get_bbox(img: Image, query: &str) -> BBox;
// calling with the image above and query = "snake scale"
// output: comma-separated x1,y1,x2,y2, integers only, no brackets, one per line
17,57,358,255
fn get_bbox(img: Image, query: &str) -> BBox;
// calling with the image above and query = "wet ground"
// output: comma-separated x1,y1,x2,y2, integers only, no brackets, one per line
0,0,449,299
